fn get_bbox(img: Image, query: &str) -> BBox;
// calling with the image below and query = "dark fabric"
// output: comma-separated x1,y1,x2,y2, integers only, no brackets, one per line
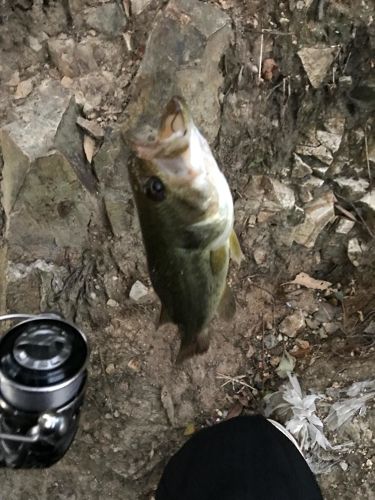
156,415,323,500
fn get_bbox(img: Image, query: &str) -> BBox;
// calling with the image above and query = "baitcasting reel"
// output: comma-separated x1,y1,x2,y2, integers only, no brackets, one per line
0,313,88,468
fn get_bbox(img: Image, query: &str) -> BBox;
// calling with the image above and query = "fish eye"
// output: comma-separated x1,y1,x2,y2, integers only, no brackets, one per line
144,176,166,202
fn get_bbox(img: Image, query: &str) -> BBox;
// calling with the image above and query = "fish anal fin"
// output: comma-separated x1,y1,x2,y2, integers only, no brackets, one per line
230,230,244,266
218,284,236,322
210,246,228,275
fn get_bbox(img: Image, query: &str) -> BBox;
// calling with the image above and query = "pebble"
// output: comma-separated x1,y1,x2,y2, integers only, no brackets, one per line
129,280,149,301
107,298,119,308
105,363,115,375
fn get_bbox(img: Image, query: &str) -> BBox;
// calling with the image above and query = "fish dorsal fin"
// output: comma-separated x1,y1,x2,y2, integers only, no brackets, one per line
210,246,228,275
218,284,236,321
230,229,244,266
156,305,172,329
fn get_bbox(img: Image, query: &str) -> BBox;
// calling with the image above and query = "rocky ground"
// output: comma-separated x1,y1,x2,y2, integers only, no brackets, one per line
0,0,374,498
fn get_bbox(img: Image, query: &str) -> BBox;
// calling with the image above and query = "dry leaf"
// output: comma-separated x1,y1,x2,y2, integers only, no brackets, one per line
83,135,96,163
14,79,33,99
183,422,195,436
225,402,243,420
261,58,279,81
285,272,332,291
276,351,296,378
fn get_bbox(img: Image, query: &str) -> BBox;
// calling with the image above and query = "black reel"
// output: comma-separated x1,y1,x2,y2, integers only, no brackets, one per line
0,313,88,468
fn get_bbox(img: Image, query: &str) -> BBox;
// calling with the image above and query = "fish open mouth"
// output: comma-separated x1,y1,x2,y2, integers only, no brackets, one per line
129,96,191,161
159,96,188,141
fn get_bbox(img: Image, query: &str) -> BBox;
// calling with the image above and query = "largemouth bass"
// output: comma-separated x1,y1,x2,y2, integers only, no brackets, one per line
127,96,243,362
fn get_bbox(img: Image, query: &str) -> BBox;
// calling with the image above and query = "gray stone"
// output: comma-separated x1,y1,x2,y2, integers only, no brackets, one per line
48,38,99,78
131,0,152,15
314,302,337,323
48,38,77,78
0,79,97,262
279,310,305,337
298,46,338,89
293,191,335,248
129,280,149,302
292,153,313,178
360,191,375,214
264,332,280,349
86,3,127,37
347,238,366,267
335,177,369,198
336,218,355,234
245,176,295,218
123,0,232,144
77,116,105,140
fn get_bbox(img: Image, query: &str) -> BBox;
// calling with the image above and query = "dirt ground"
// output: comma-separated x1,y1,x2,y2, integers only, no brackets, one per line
0,0,374,499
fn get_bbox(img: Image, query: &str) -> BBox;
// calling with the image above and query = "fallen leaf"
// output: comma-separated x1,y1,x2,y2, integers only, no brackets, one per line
284,272,332,291
225,402,243,420
83,135,97,163
7,71,20,87
276,351,296,378
14,79,33,99
261,58,278,81
183,422,195,436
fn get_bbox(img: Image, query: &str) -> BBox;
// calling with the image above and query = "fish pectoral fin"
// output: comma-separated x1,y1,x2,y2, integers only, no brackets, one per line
217,284,236,321
230,229,244,266
156,305,172,328
210,246,228,275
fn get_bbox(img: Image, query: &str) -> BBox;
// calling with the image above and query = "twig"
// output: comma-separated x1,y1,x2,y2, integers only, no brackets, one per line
258,30,264,83
98,348,114,412
364,126,372,191
216,373,256,391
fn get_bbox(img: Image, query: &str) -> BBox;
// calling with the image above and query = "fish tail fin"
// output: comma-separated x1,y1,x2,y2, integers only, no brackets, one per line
176,329,210,364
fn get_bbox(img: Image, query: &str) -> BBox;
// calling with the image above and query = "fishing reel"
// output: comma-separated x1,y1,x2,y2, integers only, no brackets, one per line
0,313,88,468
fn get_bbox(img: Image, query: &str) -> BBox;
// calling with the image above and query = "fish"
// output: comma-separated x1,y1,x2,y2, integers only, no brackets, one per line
127,96,243,362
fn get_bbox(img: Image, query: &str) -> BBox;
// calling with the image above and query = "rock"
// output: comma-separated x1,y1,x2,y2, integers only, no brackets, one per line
0,79,97,263
245,175,295,218
264,332,280,349
123,0,232,144
129,280,149,301
292,153,312,178
313,302,337,323
316,130,342,155
131,0,152,15
29,35,43,52
107,298,119,308
279,310,305,337
86,3,127,37
77,116,105,140
335,177,369,198
364,321,375,335
7,71,20,87
14,79,33,100
93,130,132,237
298,185,313,203
48,38,77,78
360,191,375,214
293,191,335,248
253,247,267,266
322,322,341,334
302,176,325,190
296,143,333,165
105,363,116,375
306,317,320,330
61,76,74,88
336,218,355,234
298,46,338,89
347,238,366,267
